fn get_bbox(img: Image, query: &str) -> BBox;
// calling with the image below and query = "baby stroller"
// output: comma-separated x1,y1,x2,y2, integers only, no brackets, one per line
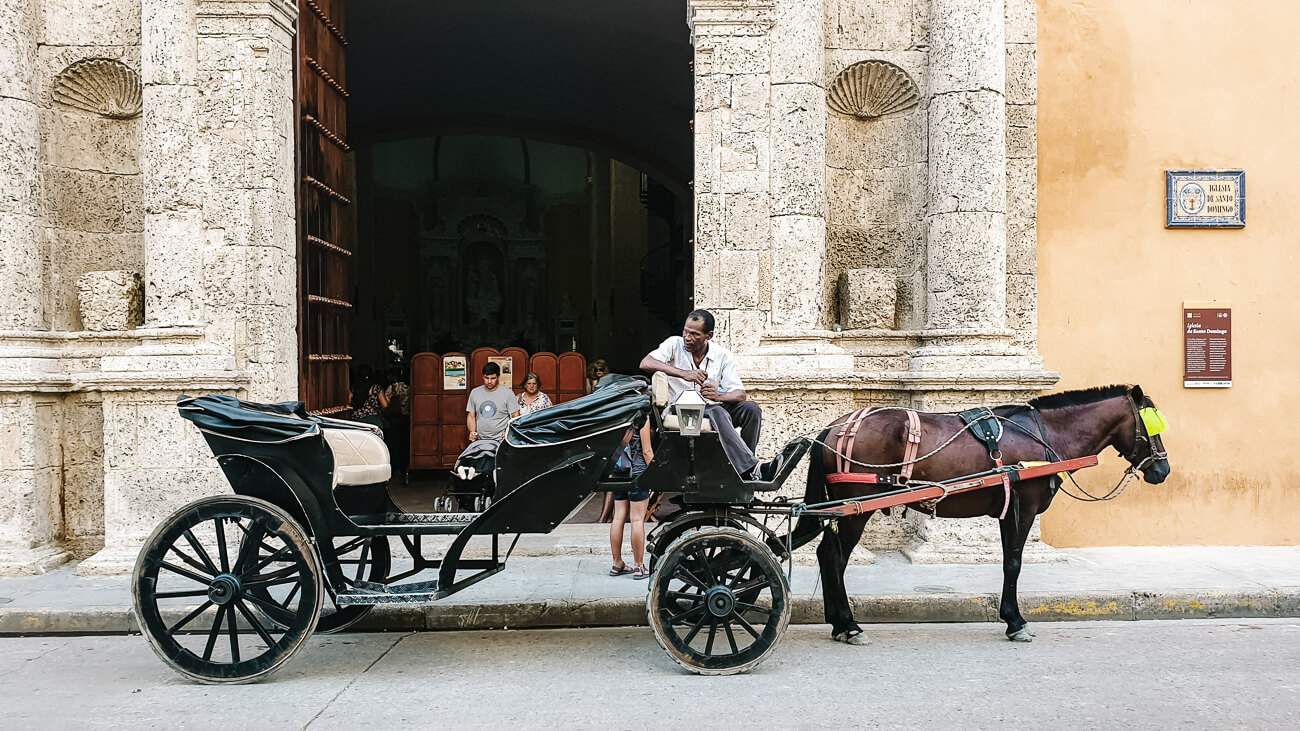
443,439,499,512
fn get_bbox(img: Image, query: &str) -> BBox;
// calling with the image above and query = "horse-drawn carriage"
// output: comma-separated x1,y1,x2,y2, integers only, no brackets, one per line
133,375,1170,683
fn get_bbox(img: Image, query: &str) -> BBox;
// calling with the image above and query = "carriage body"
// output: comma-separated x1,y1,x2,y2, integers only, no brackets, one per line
135,377,808,682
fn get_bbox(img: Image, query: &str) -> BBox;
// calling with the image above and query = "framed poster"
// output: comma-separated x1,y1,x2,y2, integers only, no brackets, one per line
488,356,513,384
442,355,467,391
1166,170,1245,228
1184,302,1231,388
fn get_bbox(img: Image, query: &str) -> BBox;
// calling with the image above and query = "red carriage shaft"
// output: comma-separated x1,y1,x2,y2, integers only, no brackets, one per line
813,455,1100,518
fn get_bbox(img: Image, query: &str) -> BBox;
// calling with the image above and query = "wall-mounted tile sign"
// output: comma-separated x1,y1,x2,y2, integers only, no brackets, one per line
1184,301,1231,388
1166,170,1245,228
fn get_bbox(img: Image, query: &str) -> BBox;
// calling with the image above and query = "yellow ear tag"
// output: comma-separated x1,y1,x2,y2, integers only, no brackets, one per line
1140,407,1168,436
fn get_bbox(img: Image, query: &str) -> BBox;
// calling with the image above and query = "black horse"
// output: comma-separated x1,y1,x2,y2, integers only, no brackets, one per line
785,385,1171,644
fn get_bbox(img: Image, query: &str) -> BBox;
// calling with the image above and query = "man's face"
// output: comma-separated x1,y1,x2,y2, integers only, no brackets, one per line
682,317,712,354
483,374,499,390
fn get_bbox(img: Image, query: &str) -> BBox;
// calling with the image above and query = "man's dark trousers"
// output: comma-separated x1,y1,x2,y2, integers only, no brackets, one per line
704,401,762,477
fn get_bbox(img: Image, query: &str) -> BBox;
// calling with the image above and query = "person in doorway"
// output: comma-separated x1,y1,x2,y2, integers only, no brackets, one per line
639,309,773,480
585,359,609,394
609,419,654,579
352,365,388,432
383,365,411,483
516,372,553,416
466,361,519,442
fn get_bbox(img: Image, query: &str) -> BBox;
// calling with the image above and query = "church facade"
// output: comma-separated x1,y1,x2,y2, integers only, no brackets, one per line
0,0,1061,574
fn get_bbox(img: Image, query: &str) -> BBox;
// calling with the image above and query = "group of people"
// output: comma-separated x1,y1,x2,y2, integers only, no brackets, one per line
359,308,768,584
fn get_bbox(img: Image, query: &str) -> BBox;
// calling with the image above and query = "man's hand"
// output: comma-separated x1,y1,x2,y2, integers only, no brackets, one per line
701,381,720,400
469,430,479,442
680,368,708,385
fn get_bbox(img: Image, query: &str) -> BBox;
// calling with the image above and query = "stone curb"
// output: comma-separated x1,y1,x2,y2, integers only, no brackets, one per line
2,587,1297,635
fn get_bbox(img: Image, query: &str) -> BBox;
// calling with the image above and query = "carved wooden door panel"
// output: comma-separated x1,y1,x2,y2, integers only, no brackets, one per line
297,0,353,414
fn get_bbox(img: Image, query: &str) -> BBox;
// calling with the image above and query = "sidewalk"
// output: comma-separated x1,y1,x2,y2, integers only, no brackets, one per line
2,532,1297,635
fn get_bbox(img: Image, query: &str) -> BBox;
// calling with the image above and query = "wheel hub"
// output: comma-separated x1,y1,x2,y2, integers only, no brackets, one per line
208,573,242,605
705,585,736,618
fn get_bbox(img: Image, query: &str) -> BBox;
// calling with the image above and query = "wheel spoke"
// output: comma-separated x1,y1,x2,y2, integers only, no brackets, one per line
160,560,214,586
242,565,299,587
232,520,267,576
735,577,771,594
252,543,293,574
666,590,703,603
354,540,371,583
202,604,228,661
226,601,241,664
727,556,754,589
674,566,710,591
730,610,762,639
168,545,214,577
281,580,302,609
168,600,214,635
234,599,277,647
666,604,706,625
723,621,740,654
153,589,210,599
214,518,231,573
182,530,220,575
699,550,720,585
682,611,709,645
241,591,296,626
735,600,777,619
704,622,717,655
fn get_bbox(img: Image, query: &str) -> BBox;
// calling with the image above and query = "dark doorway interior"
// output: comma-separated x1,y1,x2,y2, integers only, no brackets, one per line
344,1,694,376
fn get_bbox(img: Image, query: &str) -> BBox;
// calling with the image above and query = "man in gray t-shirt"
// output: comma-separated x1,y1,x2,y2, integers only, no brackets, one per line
466,362,520,441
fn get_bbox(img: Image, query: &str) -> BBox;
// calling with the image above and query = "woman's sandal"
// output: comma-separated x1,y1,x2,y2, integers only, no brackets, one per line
632,564,649,580
609,563,633,576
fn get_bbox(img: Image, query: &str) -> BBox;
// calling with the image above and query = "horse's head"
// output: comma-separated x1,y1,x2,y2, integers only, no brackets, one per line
1120,385,1171,484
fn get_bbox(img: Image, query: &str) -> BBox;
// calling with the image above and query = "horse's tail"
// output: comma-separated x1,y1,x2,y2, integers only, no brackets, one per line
770,428,831,555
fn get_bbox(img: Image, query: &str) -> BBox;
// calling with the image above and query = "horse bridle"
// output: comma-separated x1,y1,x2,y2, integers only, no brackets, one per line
1125,394,1169,475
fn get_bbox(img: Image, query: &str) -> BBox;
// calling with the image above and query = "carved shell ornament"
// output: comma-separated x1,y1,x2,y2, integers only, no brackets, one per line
827,60,920,120
52,59,143,119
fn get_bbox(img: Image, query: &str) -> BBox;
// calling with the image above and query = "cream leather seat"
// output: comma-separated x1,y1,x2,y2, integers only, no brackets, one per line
652,372,713,433
322,425,392,487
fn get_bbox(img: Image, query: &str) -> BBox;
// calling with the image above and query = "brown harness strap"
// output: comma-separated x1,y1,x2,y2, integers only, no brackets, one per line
899,409,922,480
834,408,871,474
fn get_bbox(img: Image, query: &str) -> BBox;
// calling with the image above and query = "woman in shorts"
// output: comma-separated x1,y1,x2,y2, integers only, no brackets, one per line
609,420,654,579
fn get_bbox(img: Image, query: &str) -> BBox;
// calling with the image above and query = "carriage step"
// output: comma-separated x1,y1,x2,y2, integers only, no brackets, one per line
385,511,480,524
335,578,440,605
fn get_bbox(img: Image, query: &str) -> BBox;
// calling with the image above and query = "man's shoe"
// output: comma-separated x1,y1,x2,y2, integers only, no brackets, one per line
750,455,783,482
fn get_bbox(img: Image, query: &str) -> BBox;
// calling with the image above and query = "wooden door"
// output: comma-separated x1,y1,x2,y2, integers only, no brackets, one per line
297,0,354,414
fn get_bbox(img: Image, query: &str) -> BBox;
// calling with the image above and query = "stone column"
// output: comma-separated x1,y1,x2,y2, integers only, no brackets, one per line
923,0,1007,332
769,0,826,330
0,0,45,331
141,0,206,327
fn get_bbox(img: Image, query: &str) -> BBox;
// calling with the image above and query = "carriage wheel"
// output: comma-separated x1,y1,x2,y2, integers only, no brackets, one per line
647,526,791,675
251,535,390,634
646,515,745,574
132,495,322,684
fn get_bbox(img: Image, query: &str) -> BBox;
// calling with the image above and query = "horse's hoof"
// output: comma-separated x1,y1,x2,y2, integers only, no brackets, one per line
1007,628,1034,643
833,630,870,646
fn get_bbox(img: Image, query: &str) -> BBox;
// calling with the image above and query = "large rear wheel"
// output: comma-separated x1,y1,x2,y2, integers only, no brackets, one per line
132,495,323,684
647,526,790,675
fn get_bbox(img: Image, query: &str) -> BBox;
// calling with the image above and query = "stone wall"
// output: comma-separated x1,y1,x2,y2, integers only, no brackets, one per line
38,0,144,332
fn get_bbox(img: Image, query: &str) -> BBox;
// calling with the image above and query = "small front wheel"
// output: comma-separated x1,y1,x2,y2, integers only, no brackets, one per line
647,526,791,675
132,495,323,684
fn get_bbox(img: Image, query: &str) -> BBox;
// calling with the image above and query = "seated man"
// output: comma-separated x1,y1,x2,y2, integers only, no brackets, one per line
466,361,520,442
640,309,770,480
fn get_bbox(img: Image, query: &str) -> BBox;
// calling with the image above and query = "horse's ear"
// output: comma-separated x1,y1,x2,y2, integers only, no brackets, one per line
1130,384,1145,404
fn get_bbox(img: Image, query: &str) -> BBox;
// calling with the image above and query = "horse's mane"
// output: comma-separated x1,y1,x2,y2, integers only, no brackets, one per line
1027,384,1129,411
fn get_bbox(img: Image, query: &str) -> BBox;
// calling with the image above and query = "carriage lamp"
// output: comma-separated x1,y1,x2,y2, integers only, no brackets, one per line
674,390,707,437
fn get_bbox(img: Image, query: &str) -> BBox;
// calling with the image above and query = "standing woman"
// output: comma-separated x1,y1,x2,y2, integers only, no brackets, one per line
516,372,553,416
609,420,654,579
384,365,412,483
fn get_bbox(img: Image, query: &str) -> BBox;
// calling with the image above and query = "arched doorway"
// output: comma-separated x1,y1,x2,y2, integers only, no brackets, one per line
296,0,693,414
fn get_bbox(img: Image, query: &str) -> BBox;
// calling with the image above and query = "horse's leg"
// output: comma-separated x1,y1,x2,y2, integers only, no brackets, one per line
817,515,871,645
997,492,1039,642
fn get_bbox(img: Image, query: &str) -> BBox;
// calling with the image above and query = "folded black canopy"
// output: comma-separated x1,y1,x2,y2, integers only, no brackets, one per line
506,375,651,447
177,394,374,444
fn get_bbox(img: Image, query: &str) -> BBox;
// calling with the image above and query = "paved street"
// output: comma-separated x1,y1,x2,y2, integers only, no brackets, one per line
1,619,1297,728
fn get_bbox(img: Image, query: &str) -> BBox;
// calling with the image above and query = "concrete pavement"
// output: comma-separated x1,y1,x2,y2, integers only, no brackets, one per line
1,527,1297,635
3,620,1299,728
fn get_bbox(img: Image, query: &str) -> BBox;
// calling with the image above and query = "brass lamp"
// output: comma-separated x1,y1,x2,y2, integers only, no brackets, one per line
673,389,707,437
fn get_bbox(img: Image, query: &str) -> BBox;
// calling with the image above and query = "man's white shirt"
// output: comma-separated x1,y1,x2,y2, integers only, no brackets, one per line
647,336,744,406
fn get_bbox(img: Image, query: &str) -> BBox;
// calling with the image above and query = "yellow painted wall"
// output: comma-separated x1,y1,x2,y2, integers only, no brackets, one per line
1037,0,1300,545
